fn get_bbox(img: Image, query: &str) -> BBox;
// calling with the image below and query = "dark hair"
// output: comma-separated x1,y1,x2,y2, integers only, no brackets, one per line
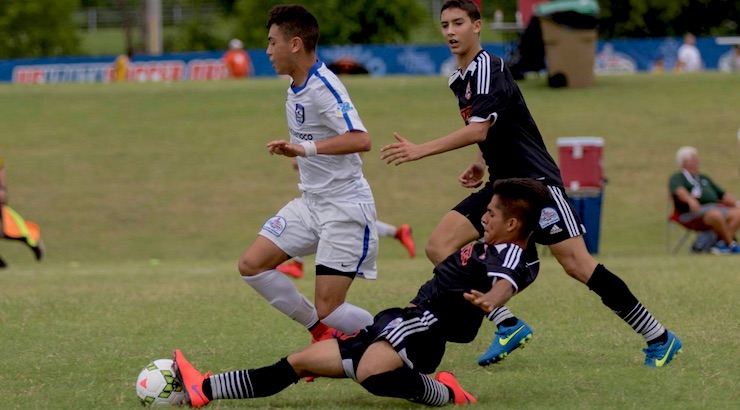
492,178,551,239
441,0,481,22
266,5,320,53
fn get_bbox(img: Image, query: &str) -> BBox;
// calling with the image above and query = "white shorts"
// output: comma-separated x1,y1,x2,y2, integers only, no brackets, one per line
259,193,378,280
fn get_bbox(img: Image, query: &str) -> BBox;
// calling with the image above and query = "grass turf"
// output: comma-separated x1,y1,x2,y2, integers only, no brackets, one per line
1,73,739,408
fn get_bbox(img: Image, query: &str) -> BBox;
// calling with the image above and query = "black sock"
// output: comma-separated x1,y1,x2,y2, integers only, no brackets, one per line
499,317,519,328
361,368,449,406
587,264,666,344
202,377,213,401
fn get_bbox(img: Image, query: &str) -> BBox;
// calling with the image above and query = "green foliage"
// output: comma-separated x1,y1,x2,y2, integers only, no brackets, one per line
319,0,426,45
231,0,277,48
169,0,232,52
597,0,740,38
233,0,426,48
483,0,740,38
0,0,81,58
171,18,226,51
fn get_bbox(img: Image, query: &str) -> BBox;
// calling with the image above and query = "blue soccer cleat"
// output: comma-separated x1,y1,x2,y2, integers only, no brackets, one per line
478,319,533,366
643,330,683,368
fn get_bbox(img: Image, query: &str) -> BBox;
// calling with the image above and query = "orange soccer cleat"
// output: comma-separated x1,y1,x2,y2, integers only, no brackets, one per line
277,259,304,278
435,371,476,405
172,349,210,408
395,224,416,259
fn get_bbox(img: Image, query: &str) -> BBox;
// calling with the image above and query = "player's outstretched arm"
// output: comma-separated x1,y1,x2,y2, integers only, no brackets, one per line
315,130,371,155
266,139,300,157
267,131,370,158
464,280,515,314
458,152,486,189
381,122,489,166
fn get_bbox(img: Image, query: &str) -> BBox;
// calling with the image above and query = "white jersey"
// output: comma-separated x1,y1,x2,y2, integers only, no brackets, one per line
286,61,374,203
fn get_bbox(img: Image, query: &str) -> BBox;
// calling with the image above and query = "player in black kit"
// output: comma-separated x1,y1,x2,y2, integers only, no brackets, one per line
380,0,681,368
173,178,549,408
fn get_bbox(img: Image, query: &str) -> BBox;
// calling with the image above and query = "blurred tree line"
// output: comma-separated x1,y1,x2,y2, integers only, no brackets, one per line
1,0,738,58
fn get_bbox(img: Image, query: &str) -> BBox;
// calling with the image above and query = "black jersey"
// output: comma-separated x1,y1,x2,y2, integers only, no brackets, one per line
410,241,539,343
449,50,562,185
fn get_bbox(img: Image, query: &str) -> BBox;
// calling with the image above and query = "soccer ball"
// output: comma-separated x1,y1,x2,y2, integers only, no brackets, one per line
136,358,185,406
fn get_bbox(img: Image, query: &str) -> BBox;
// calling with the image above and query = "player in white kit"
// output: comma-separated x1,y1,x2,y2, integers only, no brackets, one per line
237,4,379,346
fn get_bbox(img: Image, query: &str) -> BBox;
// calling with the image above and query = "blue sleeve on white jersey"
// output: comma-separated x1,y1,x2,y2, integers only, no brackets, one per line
314,69,366,135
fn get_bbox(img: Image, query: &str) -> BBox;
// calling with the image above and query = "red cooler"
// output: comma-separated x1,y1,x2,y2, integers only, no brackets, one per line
556,137,605,254
557,137,604,191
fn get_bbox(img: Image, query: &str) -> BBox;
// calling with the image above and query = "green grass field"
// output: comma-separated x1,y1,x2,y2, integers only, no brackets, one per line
1,73,739,409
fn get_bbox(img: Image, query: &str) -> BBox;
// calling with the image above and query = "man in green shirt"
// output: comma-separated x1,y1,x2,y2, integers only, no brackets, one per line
669,146,740,253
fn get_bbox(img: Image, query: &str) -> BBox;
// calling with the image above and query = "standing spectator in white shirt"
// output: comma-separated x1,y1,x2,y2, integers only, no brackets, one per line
676,33,702,72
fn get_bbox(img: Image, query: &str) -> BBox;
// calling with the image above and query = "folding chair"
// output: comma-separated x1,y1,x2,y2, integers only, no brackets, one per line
666,202,712,254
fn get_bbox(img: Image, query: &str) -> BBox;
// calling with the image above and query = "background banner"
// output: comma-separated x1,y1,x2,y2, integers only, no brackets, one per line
0,38,735,84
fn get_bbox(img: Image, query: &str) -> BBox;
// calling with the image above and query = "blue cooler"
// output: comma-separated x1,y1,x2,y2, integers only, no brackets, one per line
566,189,603,254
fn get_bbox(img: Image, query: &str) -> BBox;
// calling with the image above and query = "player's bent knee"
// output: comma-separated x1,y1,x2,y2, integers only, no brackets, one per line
285,352,312,377
238,256,277,277
315,304,340,320
237,257,259,277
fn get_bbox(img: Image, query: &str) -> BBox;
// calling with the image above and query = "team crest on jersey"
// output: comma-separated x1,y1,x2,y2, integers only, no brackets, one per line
262,216,287,237
539,207,560,228
295,103,305,125
465,81,472,99
335,102,354,117
382,317,403,333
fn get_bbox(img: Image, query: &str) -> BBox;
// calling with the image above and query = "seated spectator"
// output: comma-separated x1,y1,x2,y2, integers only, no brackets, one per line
669,146,740,254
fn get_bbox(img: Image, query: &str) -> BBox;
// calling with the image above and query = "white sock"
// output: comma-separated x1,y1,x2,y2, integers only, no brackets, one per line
242,270,318,328
293,256,304,264
321,302,373,334
376,220,397,238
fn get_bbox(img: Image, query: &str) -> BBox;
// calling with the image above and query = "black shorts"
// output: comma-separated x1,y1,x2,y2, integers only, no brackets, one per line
453,182,586,245
337,307,446,380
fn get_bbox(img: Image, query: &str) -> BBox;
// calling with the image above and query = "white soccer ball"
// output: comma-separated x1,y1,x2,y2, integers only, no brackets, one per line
136,358,185,406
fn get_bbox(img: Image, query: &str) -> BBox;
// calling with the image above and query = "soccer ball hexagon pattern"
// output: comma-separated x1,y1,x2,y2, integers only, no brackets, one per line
136,358,185,406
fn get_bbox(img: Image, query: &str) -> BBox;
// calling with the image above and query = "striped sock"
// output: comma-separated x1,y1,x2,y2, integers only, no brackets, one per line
486,306,516,326
623,303,666,344
414,374,450,406
205,358,299,400
587,264,666,344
